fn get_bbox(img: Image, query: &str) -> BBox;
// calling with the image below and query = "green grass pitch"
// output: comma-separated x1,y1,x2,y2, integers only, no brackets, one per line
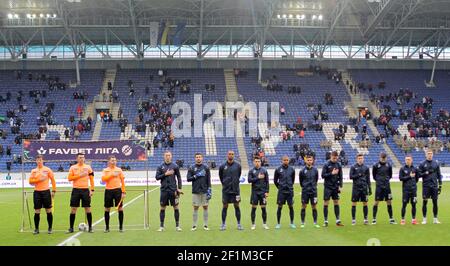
1,182,449,246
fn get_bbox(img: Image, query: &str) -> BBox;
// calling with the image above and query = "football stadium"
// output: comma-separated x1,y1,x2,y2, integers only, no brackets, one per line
1,0,450,249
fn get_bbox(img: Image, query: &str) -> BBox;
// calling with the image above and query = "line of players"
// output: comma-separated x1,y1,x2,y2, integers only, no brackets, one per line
29,148,442,234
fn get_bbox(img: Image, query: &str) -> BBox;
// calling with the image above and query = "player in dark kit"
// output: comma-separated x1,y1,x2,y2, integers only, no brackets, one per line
299,154,320,228
349,154,371,225
372,152,396,225
418,150,443,224
248,157,270,230
186,153,211,231
274,155,296,229
218,150,243,231
155,151,183,232
399,154,418,225
321,151,344,226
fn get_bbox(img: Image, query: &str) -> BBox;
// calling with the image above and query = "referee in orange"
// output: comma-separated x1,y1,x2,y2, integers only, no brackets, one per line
67,153,95,233
102,156,126,233
29,155,56,235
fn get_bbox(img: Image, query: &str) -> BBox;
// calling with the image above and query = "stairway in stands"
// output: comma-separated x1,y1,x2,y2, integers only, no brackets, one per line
224,69,249,169
91,69,118,141
340,70,401,167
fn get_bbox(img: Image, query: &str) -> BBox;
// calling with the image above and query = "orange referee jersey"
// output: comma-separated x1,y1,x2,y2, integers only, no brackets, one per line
29,166,56,192
101,166,126,192
68,164,94,190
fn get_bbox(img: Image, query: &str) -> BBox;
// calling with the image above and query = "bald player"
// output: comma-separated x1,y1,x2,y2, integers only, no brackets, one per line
274,155,296,229
219,150,243,231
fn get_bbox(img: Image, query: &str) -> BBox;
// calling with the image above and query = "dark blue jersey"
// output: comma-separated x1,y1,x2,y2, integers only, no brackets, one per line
321,160,343,189
350,163,371,192
418,160,442,188
218,161,242,194
399,164,418,191
187,163,211,194
248,167,269,195
274,165,295,193
372,162,393,189
299,166,319,193
155,162,182,192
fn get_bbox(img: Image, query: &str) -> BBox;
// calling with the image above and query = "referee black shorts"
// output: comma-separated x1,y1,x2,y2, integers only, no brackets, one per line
104,188,123,208
70,188,91,208
33,189,52,210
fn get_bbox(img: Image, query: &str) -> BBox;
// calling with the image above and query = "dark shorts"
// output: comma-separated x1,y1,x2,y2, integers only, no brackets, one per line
375,187,392,201
70,188,91,208
301,191,318,205
422,186,438,200
324,188,340,201
250,192,267,205
402,189,417,204
352,189,368,202
277,191,294,205
33,189,52,210
104,188,123,208
222,193,240,204
160,190,178,206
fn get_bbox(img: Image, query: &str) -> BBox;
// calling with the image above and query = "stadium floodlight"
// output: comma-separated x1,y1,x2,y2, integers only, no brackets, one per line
40,13,44,18
31,14,36,19
53,14,57,18
300,14,305,20
26,14,31,19
7,13,13,19
288,14,293,19
277,14,281,19
282,14,287,19
46,14,51,18
318,15,323,20
296,14,300,19
312,15,317,20
14,14,19,19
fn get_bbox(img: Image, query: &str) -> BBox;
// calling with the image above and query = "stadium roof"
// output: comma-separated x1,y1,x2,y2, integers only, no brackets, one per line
0,0,450,59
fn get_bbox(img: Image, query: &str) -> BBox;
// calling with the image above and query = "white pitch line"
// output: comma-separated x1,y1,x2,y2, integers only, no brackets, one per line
57,187,159,246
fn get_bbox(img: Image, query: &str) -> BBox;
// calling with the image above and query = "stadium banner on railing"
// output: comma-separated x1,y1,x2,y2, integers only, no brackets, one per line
22,140,148,162
2,168,450,189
